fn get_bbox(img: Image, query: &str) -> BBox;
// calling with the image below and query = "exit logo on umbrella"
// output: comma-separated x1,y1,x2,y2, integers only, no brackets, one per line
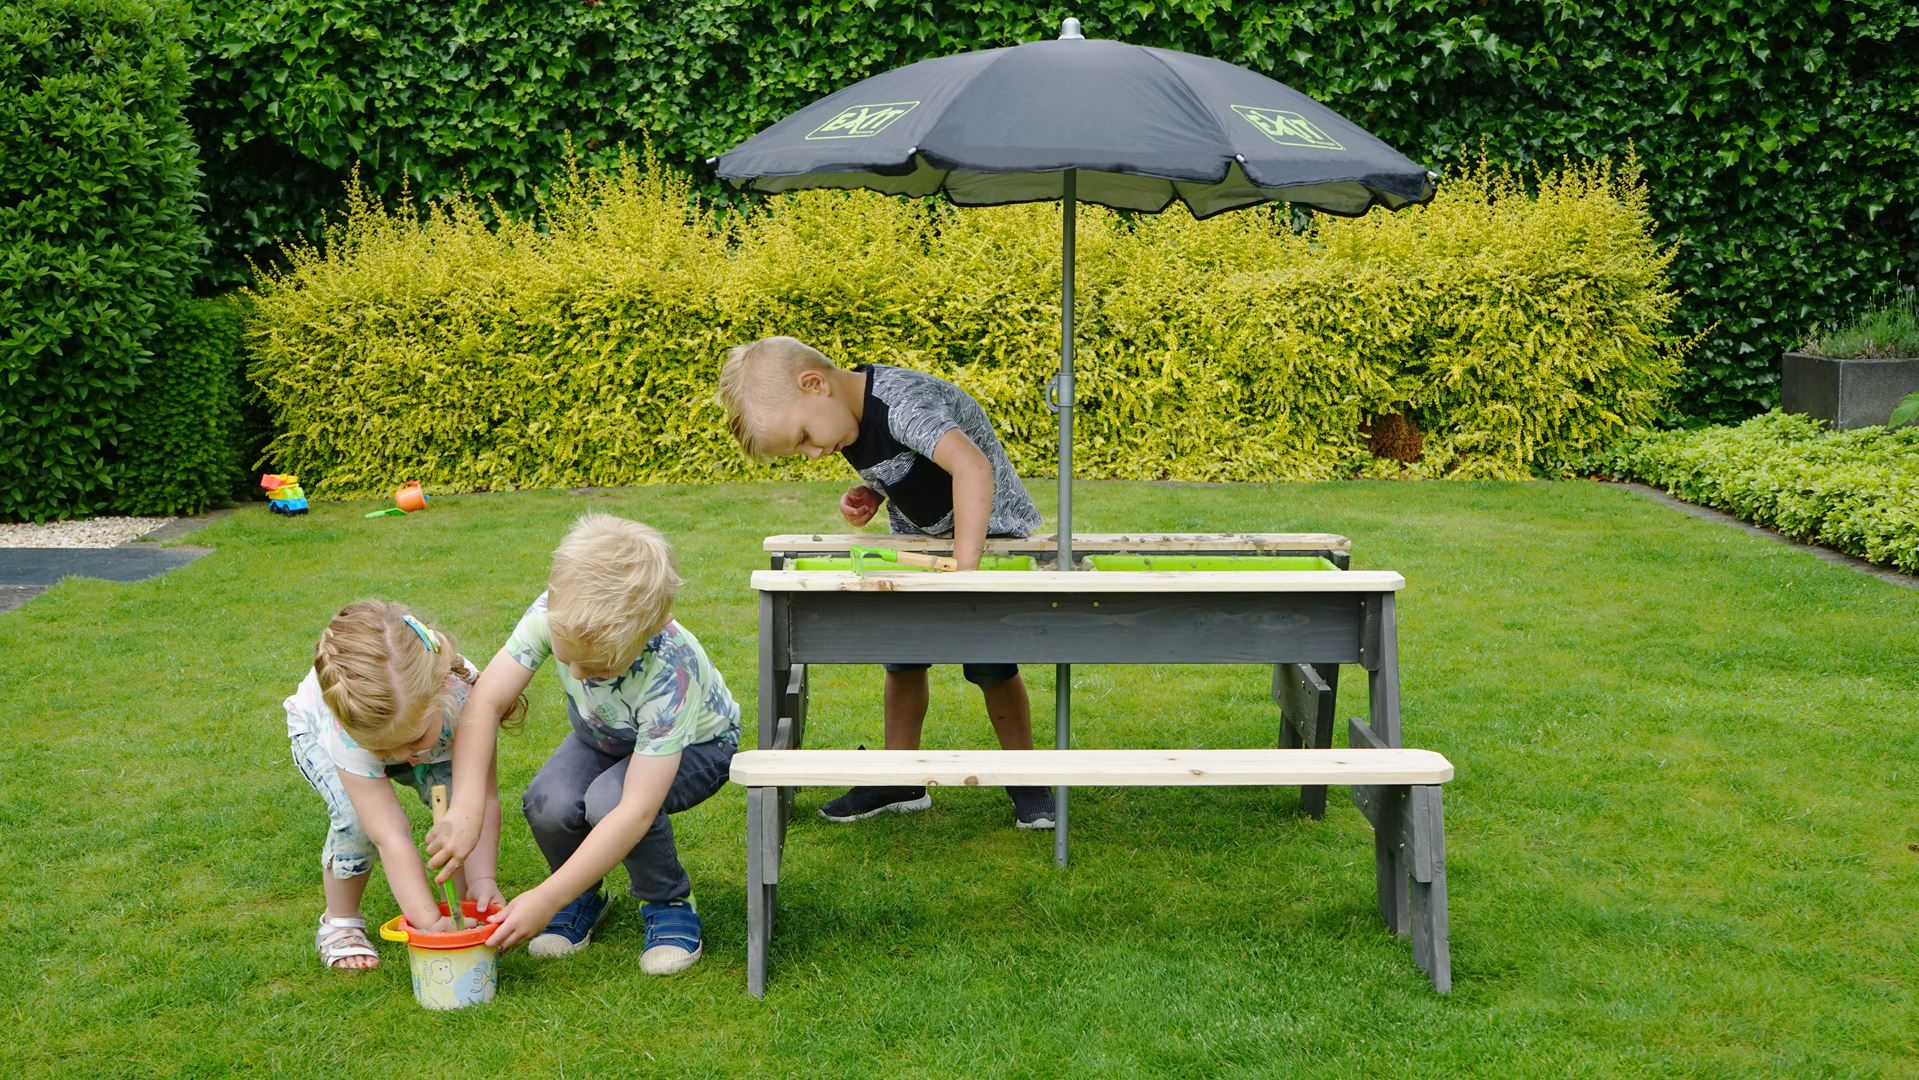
1231,106,1344,150
806,102,920,140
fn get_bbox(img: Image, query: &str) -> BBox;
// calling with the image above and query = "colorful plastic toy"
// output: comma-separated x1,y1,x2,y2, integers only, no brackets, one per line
847,545,957,573
260,473,308,515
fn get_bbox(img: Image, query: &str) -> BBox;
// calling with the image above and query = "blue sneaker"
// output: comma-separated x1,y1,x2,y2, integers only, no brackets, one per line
639,898,703,975
528,887,609,958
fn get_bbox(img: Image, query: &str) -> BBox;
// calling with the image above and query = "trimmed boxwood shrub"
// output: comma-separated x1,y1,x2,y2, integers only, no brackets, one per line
116,298,249,515
0,0,207,521
246,152,1692,497
1591,411,1919,573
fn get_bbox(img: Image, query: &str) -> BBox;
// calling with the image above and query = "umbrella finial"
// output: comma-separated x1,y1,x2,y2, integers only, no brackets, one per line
1059,17,1083,39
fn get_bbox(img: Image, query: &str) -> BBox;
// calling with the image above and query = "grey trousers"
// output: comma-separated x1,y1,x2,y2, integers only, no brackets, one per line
522,732,736,903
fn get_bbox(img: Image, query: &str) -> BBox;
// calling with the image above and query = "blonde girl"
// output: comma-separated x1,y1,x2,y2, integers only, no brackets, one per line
283,600,517,970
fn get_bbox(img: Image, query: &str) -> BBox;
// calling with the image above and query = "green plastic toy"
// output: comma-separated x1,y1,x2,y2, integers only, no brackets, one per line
847,545,956,573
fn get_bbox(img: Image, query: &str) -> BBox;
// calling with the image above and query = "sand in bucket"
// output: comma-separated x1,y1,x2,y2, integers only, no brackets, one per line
379,899,500,1010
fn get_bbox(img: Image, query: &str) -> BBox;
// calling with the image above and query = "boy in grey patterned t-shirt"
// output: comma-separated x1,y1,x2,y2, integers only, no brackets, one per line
718,336,1055,829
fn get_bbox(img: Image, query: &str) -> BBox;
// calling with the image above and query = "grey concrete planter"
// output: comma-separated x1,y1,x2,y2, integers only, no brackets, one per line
1781,351,1919,430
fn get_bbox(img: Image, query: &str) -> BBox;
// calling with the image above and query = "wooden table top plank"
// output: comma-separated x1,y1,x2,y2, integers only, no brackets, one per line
751,569,1404,593
762,532,1352,553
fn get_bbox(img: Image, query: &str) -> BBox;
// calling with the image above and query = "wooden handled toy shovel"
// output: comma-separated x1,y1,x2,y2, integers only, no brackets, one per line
428,783,467,931
848,545,957,573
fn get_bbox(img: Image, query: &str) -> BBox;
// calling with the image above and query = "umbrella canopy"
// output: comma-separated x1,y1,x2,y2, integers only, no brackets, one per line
716,20,1434,218
715,18,1435,563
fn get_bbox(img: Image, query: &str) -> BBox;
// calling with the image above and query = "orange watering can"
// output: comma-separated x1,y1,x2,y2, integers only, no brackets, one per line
395,481,429,513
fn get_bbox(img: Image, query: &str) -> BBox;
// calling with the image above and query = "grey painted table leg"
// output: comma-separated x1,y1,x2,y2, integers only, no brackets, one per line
1365,593,1402,746
787,664,809,750
1054,662,1070,867
757,593,785,751
775,665,808,822
750,592,795,996
1273,662,1338,818
745,786,772,997
1357,593,1413,934
1407,784,1451,993
1351,716,1450,990
1349,718,1410,938
1375,787,1410,937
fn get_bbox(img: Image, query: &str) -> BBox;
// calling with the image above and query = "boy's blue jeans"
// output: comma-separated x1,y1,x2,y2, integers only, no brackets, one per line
521,732,736,903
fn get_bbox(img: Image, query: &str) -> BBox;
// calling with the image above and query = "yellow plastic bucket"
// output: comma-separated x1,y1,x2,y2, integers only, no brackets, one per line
378,900,499,1010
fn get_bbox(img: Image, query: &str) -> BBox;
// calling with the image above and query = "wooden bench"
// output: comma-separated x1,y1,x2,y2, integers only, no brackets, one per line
731,736,1454,996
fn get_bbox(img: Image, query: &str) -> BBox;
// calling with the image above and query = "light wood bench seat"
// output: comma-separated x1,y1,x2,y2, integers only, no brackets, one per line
731,740,1454,996
732,748,1450,787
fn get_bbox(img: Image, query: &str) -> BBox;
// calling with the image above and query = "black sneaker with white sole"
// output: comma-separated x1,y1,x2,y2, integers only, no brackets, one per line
818,785,932,822
1008,786,1056,830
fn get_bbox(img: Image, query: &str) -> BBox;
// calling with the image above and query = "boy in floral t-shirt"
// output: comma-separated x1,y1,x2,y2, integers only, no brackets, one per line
428,515,739,974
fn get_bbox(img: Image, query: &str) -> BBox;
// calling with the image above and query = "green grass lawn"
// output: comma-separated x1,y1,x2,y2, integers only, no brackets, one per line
3,480,1914,1078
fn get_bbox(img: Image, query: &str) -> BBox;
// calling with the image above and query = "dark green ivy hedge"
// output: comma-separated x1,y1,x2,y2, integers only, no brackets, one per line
189,1,1918,422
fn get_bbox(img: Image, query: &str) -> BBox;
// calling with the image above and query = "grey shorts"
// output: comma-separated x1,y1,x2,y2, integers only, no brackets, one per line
881,663,1020,687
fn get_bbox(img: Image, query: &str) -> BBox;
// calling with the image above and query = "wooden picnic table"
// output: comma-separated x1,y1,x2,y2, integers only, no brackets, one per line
753,533,1403,868
747,555,1417,990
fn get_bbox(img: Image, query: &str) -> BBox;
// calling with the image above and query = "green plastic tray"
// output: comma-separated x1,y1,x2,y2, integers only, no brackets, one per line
789,554,1037,571
1084,554,1339,572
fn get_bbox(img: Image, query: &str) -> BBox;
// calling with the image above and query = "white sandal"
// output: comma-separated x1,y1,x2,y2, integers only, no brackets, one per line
316,914,380,971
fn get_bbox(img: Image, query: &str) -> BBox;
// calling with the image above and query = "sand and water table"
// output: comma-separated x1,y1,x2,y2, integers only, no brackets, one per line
752,533,1407,863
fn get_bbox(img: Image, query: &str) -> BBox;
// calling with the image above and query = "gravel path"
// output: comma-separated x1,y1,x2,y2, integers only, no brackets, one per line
0,516,175,548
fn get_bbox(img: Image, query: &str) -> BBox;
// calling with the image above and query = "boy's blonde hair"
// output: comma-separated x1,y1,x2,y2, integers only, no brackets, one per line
314,600,464,752
716,335,836,461
548,514,683,667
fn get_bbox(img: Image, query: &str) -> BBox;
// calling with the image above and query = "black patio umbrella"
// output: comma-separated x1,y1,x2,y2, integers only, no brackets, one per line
716,17,1435,861
717,17,1435,560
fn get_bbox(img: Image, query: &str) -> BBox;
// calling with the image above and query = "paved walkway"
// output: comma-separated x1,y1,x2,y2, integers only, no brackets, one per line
0,511,226,612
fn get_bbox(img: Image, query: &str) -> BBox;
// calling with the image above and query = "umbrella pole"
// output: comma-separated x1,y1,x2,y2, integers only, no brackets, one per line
1057,168,1075,563
1054,169,1076,868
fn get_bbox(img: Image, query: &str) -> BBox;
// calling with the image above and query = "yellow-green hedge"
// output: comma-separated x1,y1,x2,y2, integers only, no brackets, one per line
246,151,1696,497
